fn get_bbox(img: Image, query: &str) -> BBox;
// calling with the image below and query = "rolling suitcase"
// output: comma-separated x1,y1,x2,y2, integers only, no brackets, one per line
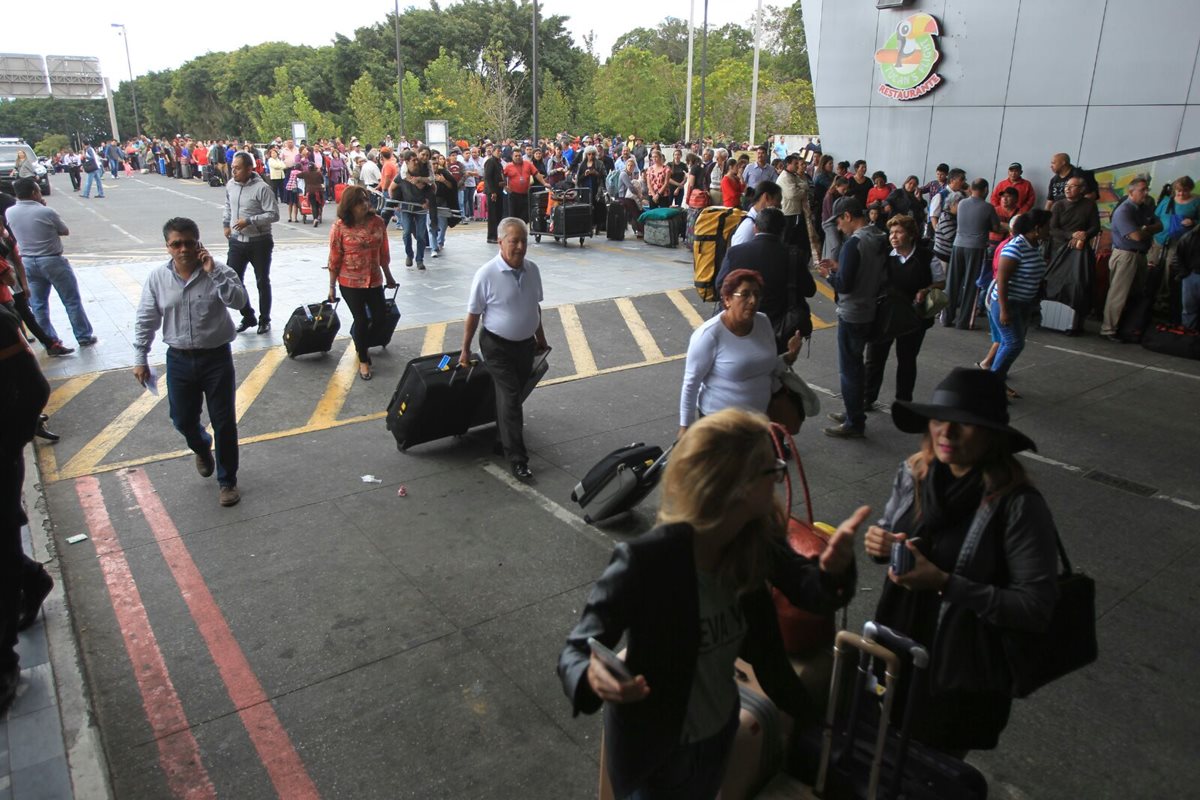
298,193,313,222
333,183,348,203
722,660,795,800
1140,323,1200,359
386,353,495,451
468,348,551,428
551,203,592,245
283,300,341,358
606,202,626,241
792,622,989,800
208,170,225,188
349,287,402,348
570,442,670,524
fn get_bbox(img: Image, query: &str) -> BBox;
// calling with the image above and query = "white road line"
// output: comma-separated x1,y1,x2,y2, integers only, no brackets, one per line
1019,451,1086,473
479,462,614,549
132,177,224,210
110,224,144,244
1041,344,1200,381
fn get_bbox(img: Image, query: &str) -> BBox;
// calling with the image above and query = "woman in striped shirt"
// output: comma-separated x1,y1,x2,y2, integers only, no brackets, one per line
988,209,1051,387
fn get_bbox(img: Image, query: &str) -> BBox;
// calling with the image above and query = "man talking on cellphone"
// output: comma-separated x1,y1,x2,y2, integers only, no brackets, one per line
132,218,248,507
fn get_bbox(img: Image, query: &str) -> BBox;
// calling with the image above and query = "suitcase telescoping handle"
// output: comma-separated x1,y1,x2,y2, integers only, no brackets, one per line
864,622,930,800
817,629,903,800
322,298,340,329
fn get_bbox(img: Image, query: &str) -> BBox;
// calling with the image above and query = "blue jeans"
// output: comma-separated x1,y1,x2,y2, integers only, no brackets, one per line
460,187,475,219
401,211,427,262
837,319,872,431
1182,272,1200,329
166,345,239,487
428,210,450,250
82,169,104,197
108,157,121,178
23,254,93,343
989,299,1032,380
626,708,739,800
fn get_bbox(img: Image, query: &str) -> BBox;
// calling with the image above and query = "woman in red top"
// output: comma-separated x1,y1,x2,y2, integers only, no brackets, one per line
866,171,895,208
721,159,747,208
327,186,397,380
644,150,672,209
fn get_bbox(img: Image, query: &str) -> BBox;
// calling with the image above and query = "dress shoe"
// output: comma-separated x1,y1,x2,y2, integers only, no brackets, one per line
47,341,74,356
219,485,241,507
35,421,59,442
1103,334,1124,343
406,256,414,267
823,425,865,440
512,462,533,481
18,568,54,631
236,317,257,333
195,448,215,477
256,321,271,334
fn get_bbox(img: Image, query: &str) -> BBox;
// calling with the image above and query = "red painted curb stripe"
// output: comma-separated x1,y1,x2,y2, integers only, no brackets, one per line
75,475,217,800
122,468,320,800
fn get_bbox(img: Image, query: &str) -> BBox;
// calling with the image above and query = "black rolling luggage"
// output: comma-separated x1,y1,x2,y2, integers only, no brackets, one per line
283,300,341,358
208,168,225,188
570,442,671,524
606,202,626,241
349,287,402,348
552,203,592,244
792,622,989,800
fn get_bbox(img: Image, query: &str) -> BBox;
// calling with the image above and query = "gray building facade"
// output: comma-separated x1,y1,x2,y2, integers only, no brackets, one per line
801,0,1200,200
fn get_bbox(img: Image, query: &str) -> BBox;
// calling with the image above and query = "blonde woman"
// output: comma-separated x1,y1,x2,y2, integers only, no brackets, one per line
559,408,864,799
11,149,37,179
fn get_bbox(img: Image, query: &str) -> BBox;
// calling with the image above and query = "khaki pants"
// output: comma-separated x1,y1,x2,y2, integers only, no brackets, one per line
1102,248,1146,335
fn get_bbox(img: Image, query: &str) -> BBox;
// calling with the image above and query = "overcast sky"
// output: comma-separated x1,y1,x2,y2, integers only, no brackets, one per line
16,0,752,86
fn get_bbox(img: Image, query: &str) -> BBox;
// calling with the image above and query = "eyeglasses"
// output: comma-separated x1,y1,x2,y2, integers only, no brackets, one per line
731,291,761,301
761,459,788,483
167,240,198,249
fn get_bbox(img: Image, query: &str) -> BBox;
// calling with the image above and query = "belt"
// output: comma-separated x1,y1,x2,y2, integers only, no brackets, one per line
23,252,63,259
482,328,534,346
1113,247,1148,254
168,343,230,354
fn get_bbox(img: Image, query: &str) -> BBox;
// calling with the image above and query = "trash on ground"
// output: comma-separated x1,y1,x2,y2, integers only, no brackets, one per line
361,475,383,484
66,534,89,544
397,485,408,497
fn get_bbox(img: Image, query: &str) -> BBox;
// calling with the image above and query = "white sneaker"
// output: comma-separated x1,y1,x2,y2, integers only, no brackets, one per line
431,250,440,258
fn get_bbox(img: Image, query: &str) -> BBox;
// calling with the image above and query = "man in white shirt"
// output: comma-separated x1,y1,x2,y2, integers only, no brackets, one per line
459,218,549,480
358,154,381,189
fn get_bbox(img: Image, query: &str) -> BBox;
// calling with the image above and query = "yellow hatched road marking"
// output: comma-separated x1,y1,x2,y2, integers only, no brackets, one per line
307,345,359,427
812,313,835,331
235,348,288,422
666,290,705,329
44,374,100,416
58,375,167,478
615,297,665,361
102,265,145,305
421,322,447,356
815,280,836,301
558,304,598,375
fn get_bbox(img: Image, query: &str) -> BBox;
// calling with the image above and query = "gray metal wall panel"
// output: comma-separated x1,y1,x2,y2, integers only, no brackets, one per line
994,106,1089,205
1090,0,1200,106
801,0,823,91
1081,106,1185,168
925,106,1004,185
813,0,881,108
816,107,871,166
864,106,935,185
1006,0,1105,107
1180,106,1200,150
929,1,1018,108
1189,46,1200,106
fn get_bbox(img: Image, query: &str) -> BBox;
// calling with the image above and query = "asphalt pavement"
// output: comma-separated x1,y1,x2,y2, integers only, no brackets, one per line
6,171,1199,800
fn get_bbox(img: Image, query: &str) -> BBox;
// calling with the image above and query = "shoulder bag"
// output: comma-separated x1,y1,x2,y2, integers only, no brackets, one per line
81,156,98,173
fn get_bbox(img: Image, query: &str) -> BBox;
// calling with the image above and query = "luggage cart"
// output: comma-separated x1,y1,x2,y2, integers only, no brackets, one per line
529,186,592,247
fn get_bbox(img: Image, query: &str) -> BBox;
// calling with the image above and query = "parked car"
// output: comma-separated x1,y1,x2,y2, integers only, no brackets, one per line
0,142,52,196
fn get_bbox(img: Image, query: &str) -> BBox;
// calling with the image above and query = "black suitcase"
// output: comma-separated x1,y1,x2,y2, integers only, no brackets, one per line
570,442,671,524
349,287,401,348
606,202,626,241
283,300,341,358
552,203,592,244
792,622,988,800
1141,323,1200,359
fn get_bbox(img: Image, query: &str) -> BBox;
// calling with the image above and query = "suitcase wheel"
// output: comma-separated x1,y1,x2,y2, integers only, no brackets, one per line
579,238,585,246
535,235,542,243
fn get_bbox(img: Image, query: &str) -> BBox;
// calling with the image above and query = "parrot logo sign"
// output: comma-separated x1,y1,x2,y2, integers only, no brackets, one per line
874,13,943,100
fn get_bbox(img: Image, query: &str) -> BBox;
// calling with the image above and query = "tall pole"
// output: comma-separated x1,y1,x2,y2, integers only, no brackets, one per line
112,24,141,138
684,0,695,143
698,0,709,144
103,78,120,141
748,0,762,146
531,0,539,144
394,0,405,139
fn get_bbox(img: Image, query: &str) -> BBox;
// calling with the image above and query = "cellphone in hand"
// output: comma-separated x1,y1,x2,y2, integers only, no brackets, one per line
890,539,917,575
587,637,632,681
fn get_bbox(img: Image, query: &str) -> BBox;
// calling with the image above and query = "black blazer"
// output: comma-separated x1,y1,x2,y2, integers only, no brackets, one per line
483,155,504,196
716,233,817,332
558,523,854,799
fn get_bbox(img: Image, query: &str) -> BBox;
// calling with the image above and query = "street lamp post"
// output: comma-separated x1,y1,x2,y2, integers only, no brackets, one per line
111,24,141,138
531,0,539,145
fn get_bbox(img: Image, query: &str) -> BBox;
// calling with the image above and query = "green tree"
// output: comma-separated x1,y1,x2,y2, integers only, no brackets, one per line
537,73,572,139
421,48,488,140
479,43,525,140
764,2,811,83
595,48,675,141
292,87,341,140
254,67,296,142
347,72,397,147
698,58,754,141
34,134,70,157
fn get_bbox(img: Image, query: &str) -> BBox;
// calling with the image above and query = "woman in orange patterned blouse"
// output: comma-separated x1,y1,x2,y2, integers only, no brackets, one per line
327,185,397,380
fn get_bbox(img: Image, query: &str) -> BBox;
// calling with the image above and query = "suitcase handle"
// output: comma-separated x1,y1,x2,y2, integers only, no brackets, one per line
864,621,930,669
321,298,340,329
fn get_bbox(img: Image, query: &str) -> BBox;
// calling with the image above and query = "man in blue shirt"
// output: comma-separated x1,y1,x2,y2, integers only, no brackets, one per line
1102,178,1161,341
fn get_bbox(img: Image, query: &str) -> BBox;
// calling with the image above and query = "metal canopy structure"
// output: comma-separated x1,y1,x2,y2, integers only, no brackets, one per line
0,53,106,100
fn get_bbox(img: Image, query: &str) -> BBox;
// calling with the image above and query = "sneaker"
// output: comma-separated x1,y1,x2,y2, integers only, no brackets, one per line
827,412,846,424
77,336,98,346
416,262,426,271
823,425,865,440
431,250,440,258
512,462,533,480
256,321,271,334
236,317,257,333
35,421,59,442
47,341,75,356
195,449,215,477
219,485,241,507
17,567,54,631
406,256,414,267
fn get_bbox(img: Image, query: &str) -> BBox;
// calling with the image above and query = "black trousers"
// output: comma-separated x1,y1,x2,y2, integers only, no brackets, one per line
508,193,530,224
1,449,24,672
487,191,502,241
67,166,81,191
227,236,274,322
480,329,535,465
340,285,386,364
4,295,55,349
864,324,929,405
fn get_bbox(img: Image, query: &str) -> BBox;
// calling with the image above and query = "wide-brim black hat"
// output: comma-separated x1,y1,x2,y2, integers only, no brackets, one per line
892,368,1037,453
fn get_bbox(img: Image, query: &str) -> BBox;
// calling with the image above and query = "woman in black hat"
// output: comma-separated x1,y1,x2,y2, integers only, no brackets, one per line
862,367,1060,755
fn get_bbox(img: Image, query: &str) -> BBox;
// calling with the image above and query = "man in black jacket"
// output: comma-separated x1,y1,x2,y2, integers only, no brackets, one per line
483,145,505,244
714,208,816,352
1172,225,1200,329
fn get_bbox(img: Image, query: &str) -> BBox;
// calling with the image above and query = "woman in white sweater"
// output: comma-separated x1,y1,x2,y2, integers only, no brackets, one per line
679,269,803,435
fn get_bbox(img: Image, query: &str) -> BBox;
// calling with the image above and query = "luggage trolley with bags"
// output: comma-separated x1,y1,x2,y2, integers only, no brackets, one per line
530,186,592,246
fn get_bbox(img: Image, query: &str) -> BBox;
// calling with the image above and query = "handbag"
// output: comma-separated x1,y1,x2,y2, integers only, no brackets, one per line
81,156,98,173
688,187,711,208
1002,532,1097,698
767,358,820,435
869,286,923,343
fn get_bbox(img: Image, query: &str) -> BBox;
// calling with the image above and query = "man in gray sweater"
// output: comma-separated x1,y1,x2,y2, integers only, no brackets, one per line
222,152,279,334
947,178,1002,329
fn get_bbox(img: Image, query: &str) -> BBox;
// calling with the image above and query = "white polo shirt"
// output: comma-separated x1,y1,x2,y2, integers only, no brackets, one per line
467,253,544,341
